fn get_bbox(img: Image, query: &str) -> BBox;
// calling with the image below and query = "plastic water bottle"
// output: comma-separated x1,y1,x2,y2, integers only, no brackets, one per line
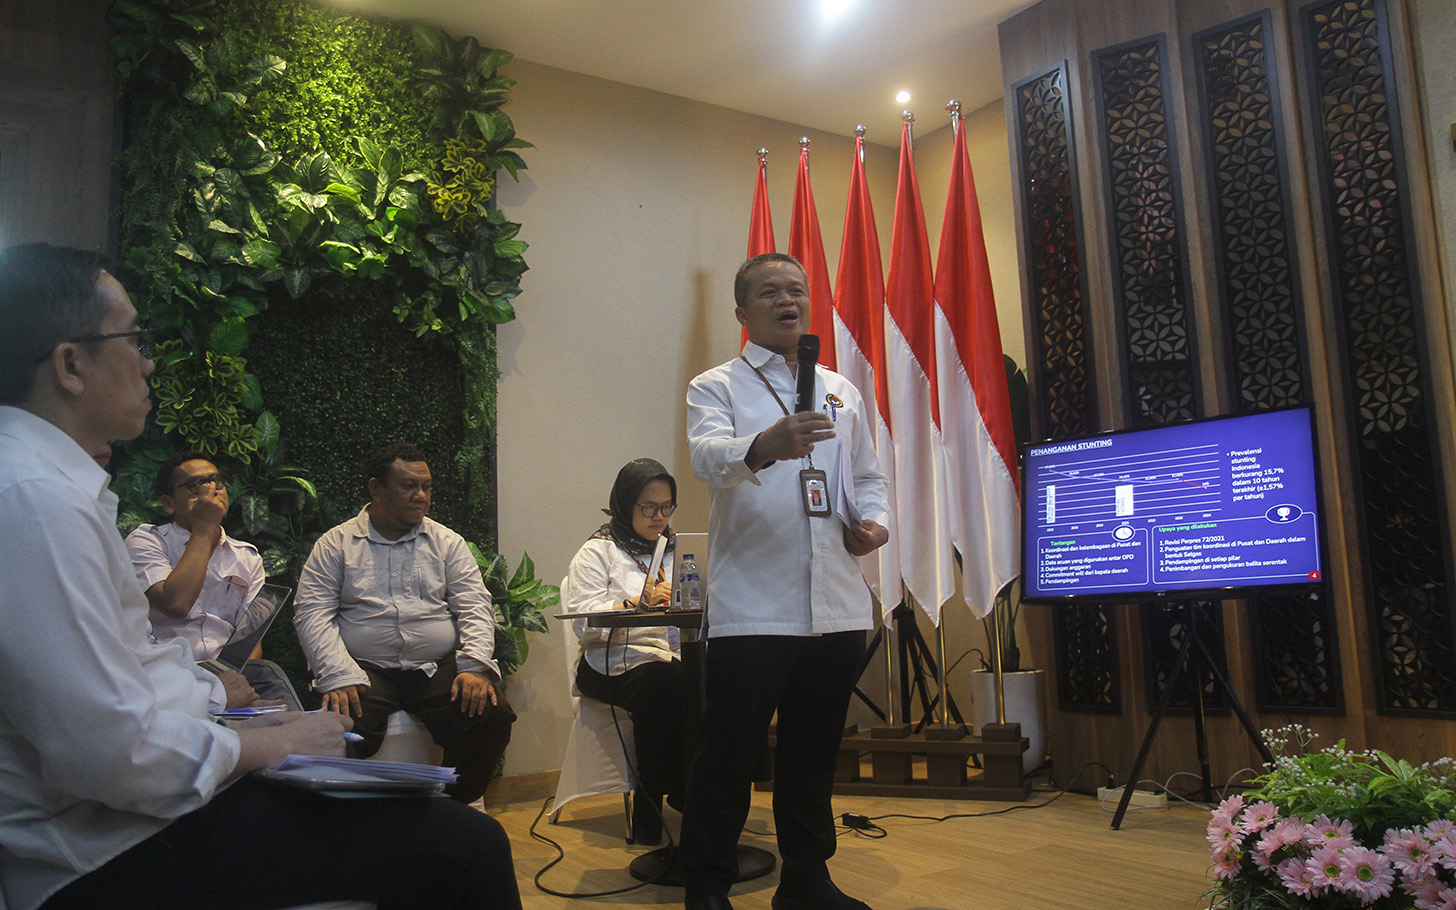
679,554,702,610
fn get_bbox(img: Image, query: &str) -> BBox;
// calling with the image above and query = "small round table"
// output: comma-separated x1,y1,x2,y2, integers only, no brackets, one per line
563,608,777,887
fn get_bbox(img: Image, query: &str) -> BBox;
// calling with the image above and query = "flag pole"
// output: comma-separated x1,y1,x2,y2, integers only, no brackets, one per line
883,596,895,726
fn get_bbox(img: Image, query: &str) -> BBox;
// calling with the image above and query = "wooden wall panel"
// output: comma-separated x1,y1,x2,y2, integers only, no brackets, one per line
1001,0,1456,794
0,0,116,252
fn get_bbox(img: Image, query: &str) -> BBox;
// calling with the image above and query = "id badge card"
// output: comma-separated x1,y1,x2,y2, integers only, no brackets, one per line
800,468,831,517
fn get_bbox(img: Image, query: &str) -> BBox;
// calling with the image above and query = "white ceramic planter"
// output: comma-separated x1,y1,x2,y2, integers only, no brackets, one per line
969,668,1047,777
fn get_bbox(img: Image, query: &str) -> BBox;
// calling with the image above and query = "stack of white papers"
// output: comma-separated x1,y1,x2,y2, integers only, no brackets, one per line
257,755,457,793
215,704,288,717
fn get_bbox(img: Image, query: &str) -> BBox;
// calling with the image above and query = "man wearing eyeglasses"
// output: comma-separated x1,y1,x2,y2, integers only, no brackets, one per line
680,254,890,910
0,243,523,909
125,450,301,709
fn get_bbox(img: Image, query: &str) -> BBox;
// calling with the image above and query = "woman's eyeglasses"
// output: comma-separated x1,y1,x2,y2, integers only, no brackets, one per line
634,502,677,518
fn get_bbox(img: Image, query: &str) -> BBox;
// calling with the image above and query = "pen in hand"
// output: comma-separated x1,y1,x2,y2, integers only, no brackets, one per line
309,708,363,743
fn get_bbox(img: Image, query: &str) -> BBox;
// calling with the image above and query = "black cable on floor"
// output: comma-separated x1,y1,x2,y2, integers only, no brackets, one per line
529,796,676,898
847,761,1116,829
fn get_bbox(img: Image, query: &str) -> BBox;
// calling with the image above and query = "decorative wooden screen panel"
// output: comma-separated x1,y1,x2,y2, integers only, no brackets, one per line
1094,37,1200,429
1193,13,1341,713
1299,0,1456,715
1013,64,1117,712
1142,602,1229,712
1094,36,1230,712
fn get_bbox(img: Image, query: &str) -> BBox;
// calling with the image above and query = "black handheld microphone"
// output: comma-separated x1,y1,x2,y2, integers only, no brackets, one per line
794,334,820,412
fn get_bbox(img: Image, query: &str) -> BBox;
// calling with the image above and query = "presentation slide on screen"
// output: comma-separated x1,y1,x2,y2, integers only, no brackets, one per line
1023,410,1323,601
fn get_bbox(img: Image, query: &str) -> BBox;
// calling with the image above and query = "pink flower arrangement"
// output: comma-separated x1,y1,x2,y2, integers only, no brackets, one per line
1206,800,1456,908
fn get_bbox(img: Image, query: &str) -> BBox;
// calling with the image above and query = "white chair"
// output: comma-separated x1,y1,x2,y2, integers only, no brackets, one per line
550,579,636,836
370,710,443,765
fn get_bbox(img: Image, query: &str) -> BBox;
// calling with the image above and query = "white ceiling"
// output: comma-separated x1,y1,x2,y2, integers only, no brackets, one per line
318,0,1039,146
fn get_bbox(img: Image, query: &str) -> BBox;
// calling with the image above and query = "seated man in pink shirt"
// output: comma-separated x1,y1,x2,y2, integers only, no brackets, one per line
126,450,301,709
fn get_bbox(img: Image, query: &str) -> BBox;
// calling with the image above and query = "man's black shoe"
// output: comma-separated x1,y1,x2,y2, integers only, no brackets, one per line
771,879,872,910
685,896,734,910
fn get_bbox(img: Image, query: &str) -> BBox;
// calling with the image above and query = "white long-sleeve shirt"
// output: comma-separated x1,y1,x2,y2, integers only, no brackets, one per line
0,407,238,910
563,536,677,675
686,342,890,638
293,507,499,692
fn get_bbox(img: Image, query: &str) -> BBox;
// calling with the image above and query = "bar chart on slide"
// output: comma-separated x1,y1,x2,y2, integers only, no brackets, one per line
1037,444,1223,528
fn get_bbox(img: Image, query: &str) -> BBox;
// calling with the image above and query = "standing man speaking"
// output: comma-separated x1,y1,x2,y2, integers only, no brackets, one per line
680,253,890,910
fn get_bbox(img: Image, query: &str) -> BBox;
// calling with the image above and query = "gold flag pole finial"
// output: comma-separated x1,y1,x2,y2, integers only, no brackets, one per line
947,99,962,135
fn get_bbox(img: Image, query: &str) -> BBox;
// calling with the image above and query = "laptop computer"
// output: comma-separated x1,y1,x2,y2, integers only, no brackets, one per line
198,583,291,674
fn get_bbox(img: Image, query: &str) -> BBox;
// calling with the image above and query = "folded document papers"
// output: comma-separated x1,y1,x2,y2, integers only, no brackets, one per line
256,755,457,793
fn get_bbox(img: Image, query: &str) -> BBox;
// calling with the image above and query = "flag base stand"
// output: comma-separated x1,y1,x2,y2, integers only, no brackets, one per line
869,724,912,738
924,723,969,787
762,722,1032,802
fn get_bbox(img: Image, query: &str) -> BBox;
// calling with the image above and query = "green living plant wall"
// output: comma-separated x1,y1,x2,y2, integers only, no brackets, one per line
110,0,552,686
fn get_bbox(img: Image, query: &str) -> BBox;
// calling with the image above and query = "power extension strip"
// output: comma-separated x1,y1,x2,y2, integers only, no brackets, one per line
1098,786,1168,809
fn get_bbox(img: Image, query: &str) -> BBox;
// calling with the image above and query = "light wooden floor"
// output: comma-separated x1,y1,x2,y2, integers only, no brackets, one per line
488,786,1214,910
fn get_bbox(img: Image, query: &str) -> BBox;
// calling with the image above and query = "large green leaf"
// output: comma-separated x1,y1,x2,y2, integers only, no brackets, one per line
410,23,444,60
493,239,527,259
240,238,280,268
282,269,311,299
207,318,249,356
477,48,513,76
318,241,360,273
246,54,286,86
469,110,497,144
254,410,280,454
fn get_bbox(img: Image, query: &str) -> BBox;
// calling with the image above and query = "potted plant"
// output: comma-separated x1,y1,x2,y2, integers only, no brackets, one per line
1205,724,1456,909
470,545,557,681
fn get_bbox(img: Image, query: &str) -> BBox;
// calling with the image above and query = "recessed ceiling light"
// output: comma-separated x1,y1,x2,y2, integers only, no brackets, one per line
895,90,911,104
820,0,855,22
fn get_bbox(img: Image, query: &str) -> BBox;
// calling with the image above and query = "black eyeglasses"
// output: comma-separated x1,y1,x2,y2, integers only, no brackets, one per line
36,329,156,364
175,473,224,495
635,502,677,518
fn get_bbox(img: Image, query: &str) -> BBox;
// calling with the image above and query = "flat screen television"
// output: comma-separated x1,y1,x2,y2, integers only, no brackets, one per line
1020,406,1326,604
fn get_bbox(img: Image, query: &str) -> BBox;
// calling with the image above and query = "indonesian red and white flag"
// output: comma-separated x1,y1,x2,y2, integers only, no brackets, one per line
789,140,836,371
832,130,900,620
933,113,1021,618
884,118,954,624
744,150,775,348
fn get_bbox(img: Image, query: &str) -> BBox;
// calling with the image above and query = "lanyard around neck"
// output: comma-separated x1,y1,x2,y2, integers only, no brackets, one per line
741,355,813,468
741,355,794,416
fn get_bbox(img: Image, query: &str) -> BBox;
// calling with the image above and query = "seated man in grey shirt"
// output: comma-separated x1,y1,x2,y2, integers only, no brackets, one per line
295,442,516,804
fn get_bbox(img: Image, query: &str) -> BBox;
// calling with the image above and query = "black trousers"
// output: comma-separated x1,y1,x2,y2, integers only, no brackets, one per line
41,776,523,910
574,655,686,805
352,655,517,805
678,631,866,899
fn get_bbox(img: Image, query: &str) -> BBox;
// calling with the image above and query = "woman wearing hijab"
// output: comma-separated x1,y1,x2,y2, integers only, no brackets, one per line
564,457,685,846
